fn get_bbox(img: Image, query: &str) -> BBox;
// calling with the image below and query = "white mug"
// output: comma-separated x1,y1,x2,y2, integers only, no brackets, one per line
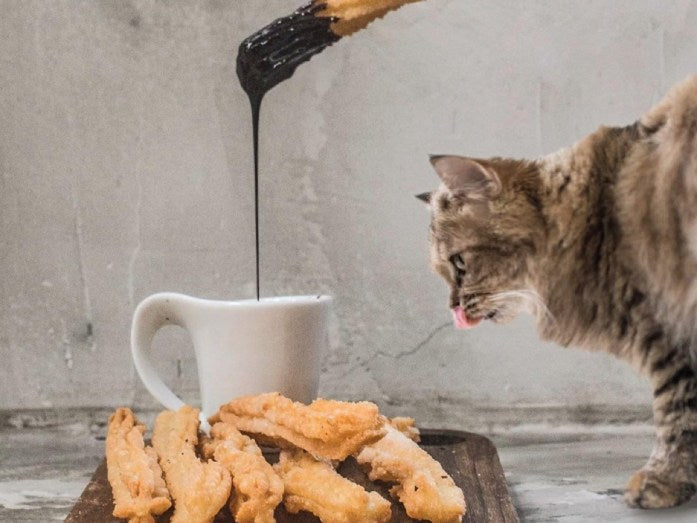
131,292,331,422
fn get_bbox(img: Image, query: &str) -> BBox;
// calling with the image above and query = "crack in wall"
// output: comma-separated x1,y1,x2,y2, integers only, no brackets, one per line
338,321,452,382
128,107,146,403
371,321,451,363
71,186,94,355
126,183,142,310
127,119,144,310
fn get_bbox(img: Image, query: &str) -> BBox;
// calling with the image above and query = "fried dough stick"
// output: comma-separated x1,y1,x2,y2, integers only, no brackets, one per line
202,422,283,523
274,449,391,523
356,425,466,523
316,0,423,37
210,392,386,461
152,406,231,523
105,408,171,523
389,416,420,443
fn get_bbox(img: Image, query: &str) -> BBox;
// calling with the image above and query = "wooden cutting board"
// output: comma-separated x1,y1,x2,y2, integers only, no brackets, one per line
66,430,518,522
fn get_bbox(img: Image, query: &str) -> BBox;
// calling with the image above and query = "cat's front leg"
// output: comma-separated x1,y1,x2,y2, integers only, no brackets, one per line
625,349,697,508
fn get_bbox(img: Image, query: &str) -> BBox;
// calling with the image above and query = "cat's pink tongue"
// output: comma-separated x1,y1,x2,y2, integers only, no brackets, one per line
452,306,482,329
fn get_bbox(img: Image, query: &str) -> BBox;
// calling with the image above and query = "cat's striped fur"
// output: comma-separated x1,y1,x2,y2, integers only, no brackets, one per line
424,75,697,508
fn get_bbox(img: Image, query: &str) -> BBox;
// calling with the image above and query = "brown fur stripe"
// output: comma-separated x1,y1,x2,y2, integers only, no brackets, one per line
642,328,665,354
625,289,646,309
654,365,697,397
651,348,677,373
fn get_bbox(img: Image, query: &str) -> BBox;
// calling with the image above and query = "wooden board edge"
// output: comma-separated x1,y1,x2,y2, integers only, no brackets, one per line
65,460,116,522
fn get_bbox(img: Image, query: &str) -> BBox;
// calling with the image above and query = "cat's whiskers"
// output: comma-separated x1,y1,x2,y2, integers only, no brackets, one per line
486,289,557,326
463,297,479,309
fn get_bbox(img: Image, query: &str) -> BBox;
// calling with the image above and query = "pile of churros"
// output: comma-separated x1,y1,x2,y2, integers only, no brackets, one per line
105,392,466,523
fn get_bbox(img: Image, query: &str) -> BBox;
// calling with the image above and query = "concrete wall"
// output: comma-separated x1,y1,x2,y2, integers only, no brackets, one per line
2,0,695,425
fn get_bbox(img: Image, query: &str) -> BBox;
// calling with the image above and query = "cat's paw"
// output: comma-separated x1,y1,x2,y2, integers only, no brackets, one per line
625,469,696,509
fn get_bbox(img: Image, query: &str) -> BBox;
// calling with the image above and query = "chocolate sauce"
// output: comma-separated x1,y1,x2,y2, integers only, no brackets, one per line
237,2,340,299
237,2,339,101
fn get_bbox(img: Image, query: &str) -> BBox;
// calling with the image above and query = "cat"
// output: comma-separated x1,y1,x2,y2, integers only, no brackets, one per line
419,75,697,509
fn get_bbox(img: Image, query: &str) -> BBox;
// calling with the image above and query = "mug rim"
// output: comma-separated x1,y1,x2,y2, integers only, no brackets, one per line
234,294,332,306
141,292,332,309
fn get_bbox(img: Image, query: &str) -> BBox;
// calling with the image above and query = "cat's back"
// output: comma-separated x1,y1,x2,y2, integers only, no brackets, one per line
641,74,697,137
617,74,697,342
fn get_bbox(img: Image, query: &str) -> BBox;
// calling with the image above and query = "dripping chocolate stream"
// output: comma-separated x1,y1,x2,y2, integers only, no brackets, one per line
250,97,261,301
237,1,340,300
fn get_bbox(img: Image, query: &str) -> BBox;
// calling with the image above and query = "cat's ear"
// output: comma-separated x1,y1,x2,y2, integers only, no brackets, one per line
429,155,501,199
415,192,432,206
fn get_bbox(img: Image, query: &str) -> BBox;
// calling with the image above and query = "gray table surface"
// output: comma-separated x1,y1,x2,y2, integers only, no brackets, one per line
2,415,697,522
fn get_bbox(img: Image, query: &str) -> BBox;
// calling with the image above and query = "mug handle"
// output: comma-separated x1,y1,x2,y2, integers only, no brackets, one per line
130,293,208,426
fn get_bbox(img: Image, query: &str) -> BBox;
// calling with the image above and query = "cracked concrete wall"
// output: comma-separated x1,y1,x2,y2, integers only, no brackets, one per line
2,0,696,425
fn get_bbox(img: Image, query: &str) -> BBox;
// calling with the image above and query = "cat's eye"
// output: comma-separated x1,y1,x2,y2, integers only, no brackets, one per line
450,253,467,273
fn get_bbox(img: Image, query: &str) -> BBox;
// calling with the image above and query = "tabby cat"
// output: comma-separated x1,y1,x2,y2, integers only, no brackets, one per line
419,75,697,509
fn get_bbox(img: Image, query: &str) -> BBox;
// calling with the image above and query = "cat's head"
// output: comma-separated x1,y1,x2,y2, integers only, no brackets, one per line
419,155,546,329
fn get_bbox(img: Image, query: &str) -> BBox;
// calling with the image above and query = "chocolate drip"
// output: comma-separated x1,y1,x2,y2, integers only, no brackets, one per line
236,2,340,300
237,2,340,100
250,96,261,301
